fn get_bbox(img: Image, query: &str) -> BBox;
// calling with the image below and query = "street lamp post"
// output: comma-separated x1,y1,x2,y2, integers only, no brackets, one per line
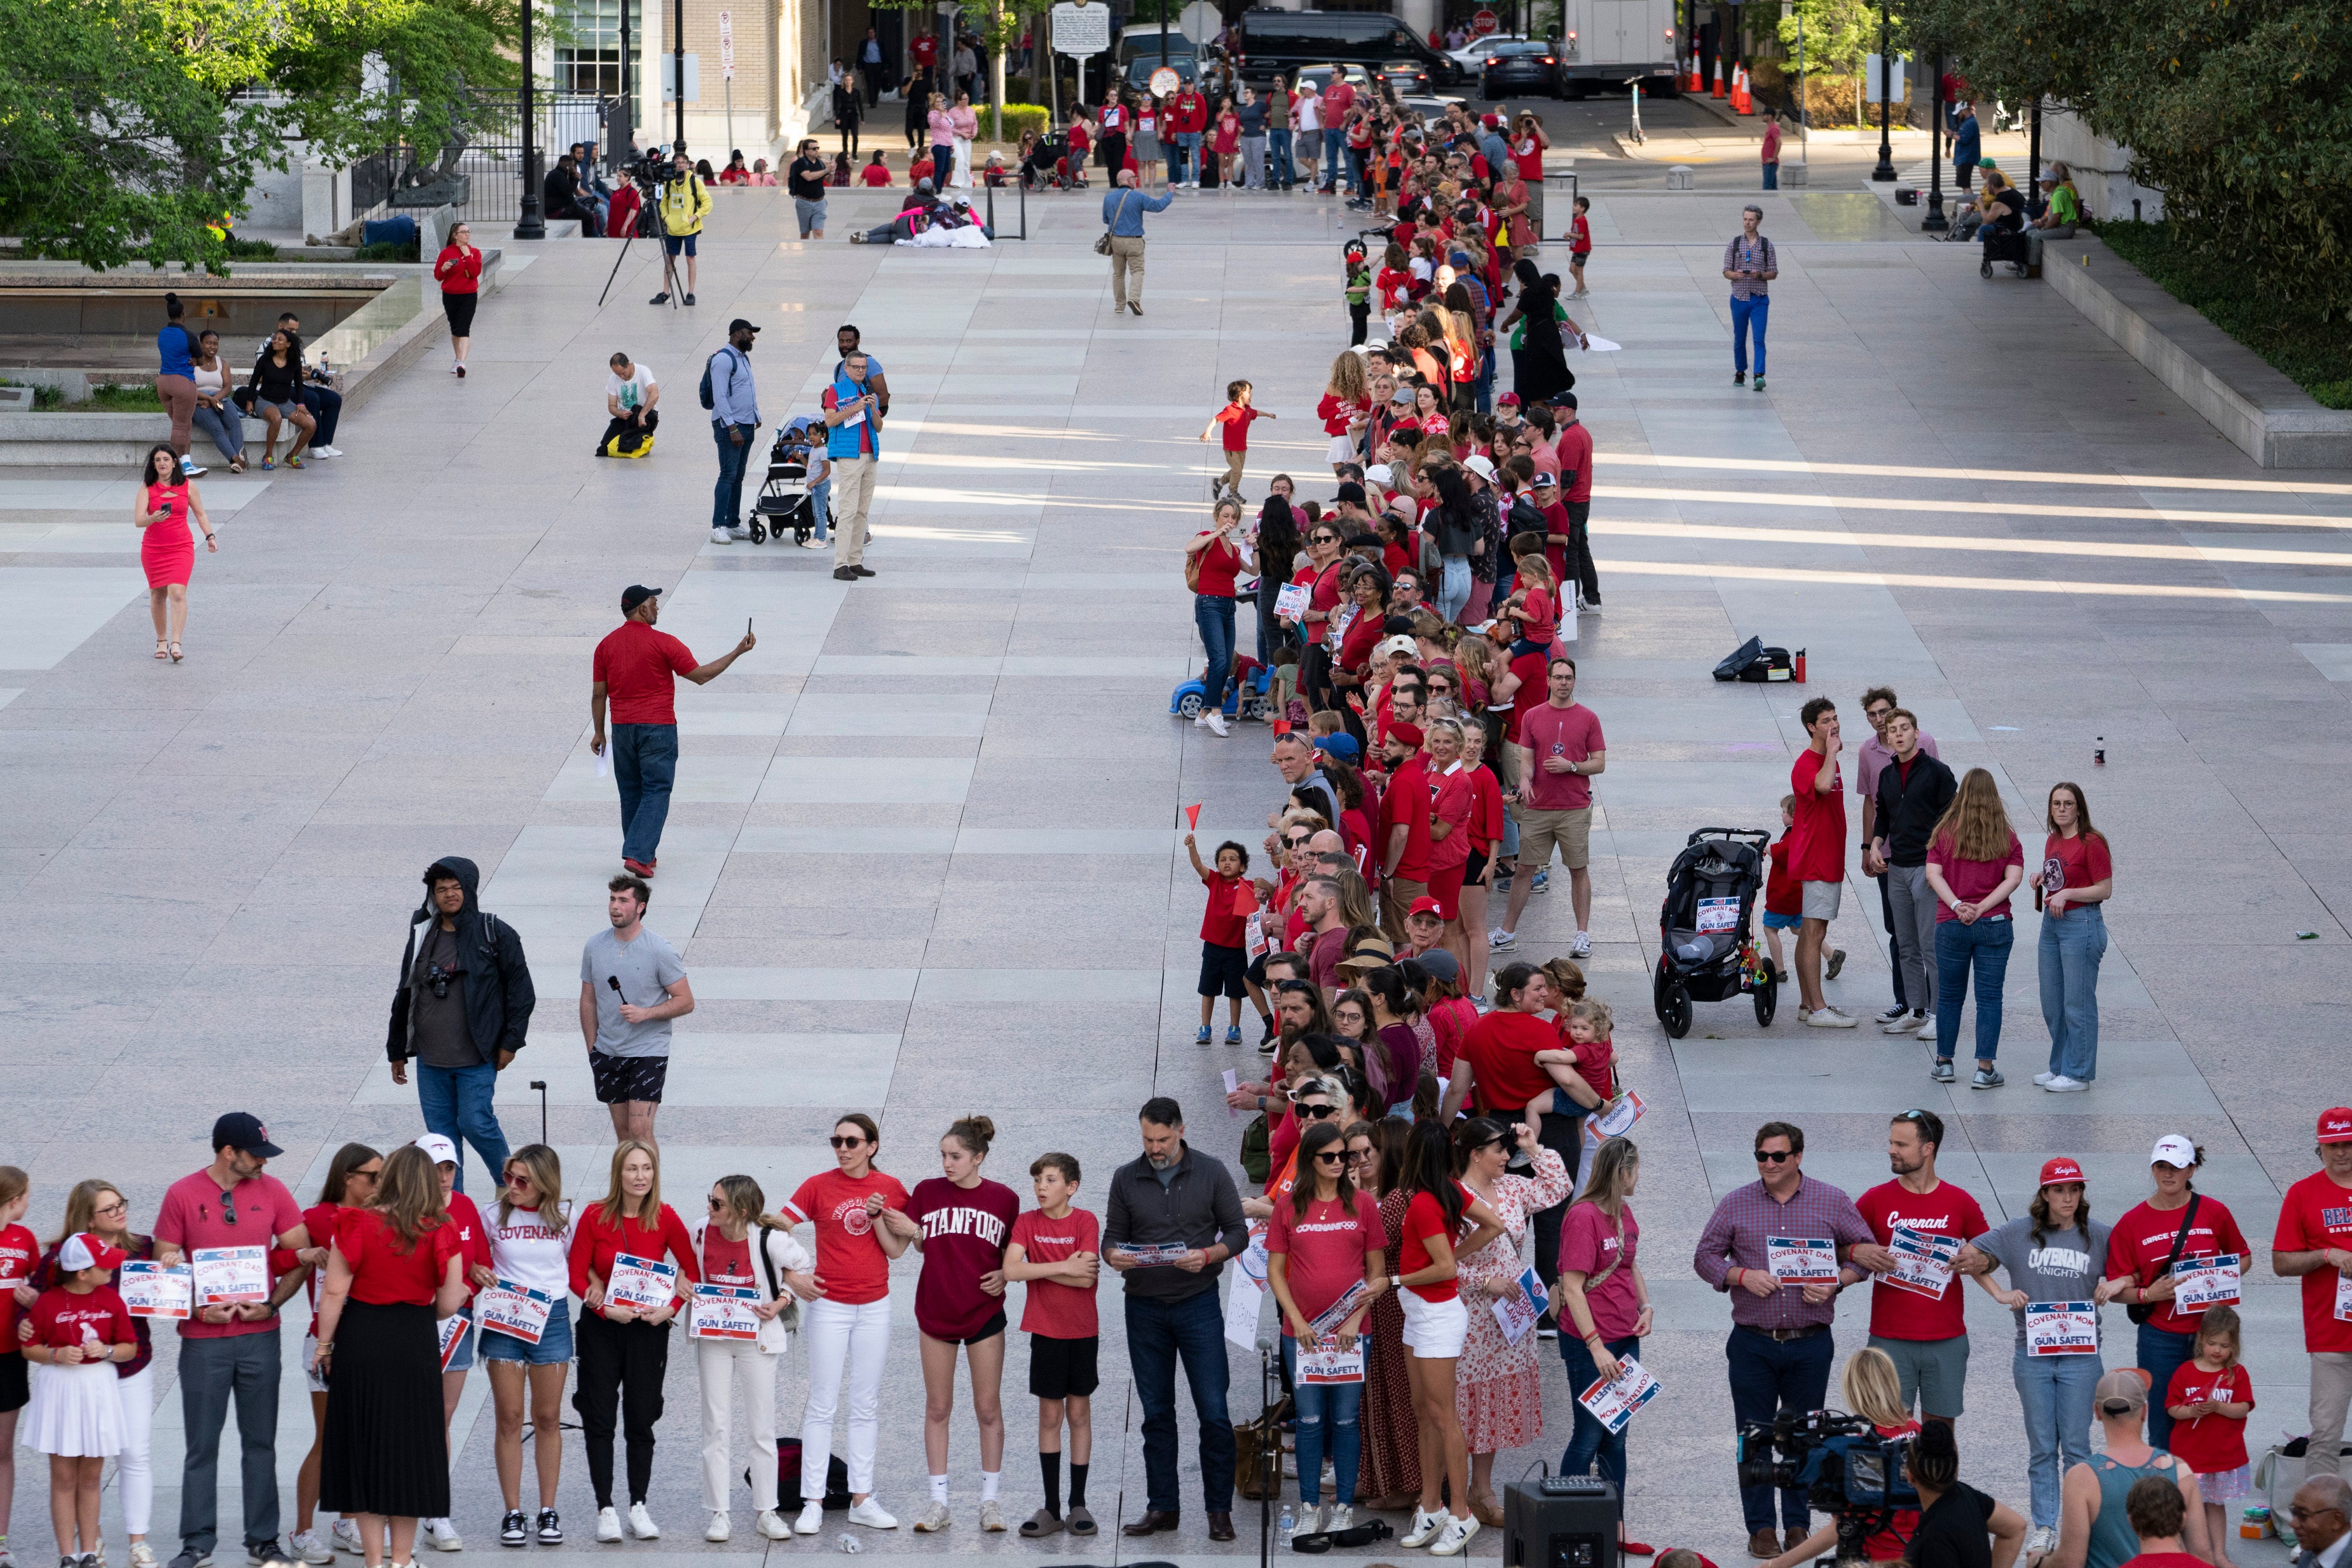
516,0,547,237
1922,49,1945,228
1868,0,1895,181
674,0,687,149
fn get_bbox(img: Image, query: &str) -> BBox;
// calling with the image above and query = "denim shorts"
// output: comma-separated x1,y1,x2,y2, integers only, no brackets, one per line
446,1318,478,1372
662,233,699,256
1761,910,1803,932
481,1306,575,1367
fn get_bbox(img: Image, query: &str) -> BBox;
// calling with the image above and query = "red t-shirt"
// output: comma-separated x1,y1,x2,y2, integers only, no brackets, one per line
1267,1192,1385,1324
2041,831,2113,904
1194,533,1242,597
1468,764,1504,854
154,1169,306,1340
1459,1009,1556,1112
1557,1201,1641,1337
1306,561,1344,646
337,1208,463,1307
1427,764,1474,873
1323,83,1355,119
1010,1206,1100,1340
1400,1184,1474,1302
1788,749,1847,883
566,1203,700,1316
446,1192,493,1301
2163,1361,2253,1472
1765,834,1800,915
1855,1179,1990,1340
784,1169,910,1307
910,34,938,65
1517,584,1557,646
701,1231,756,1290
1556,419,1595,503
1521,702,1604,810
1557,1025,1615,1103
1512,135,1545,181
1337,606,1384,676
2124,1555,2215,1568
23,1285,137,1351
2275,1170,2352,1353
1201,869,1249,947
905,1177,1020,1340
1426,995,1477,1081
1381,756,1433,880
1570,211,1592,253
2105,1197,2250,1336
859,164,891,186
1504,650,1550,744
0,1222,36,1351
1214,404,1264,452
1927,831,2023,922
592,620,699,726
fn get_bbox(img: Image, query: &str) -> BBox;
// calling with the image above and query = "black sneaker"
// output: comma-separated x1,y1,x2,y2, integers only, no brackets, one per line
1876,1004,1910,1025
537,1510,563,1546
1733,370,1746,386
500,1512,527,1548
648,291,669,304
683,292,697,306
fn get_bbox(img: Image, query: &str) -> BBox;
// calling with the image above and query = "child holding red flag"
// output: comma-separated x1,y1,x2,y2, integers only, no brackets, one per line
1186,833,1254,1044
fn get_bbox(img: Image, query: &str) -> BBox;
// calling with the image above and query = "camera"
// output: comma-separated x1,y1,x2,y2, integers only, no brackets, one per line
1736,1408,1917,1562
426,962,455,999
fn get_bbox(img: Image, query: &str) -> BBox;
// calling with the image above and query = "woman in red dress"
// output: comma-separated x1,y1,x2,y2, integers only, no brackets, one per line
133,443,217,662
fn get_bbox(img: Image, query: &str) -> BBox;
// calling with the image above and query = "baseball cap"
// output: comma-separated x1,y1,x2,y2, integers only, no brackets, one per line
1407,896,1445,920
726,318,761,336
1531,471,1558,488
1375,634,1418,661
212,1112,284,1158
1366,463,1395,487
1313,733,1361,763
1335,481,1369,508
2038,1157,2085,1187
2321,1108,2352,1145
2094,1368,2149,1414
1557,392,1580,410
2149,1134,2198,1169
1499,392,1522,407
1482,113,1501,127
620,584,662,613
917,176,935,191
1405,947,1460,984
1463,454,1497,482
59,1233,126,1275
415,1134,460,1167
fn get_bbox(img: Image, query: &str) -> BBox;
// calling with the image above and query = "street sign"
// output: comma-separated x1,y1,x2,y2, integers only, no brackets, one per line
1052,0,1111,55
1471,8,1498,34
1149,65,1181,97
1862,52,1908,104
659,53,700,102
718,11,734,79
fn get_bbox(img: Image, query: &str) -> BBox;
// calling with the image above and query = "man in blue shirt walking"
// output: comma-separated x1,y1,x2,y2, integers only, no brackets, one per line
1102,169,1175,317
708,318,760,543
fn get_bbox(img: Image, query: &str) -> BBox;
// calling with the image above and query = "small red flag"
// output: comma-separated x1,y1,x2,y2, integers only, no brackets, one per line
1184,803,1201,831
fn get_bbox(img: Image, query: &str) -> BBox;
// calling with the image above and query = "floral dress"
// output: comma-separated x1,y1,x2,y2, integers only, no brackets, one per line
1358,1187,1422,1502
1456,1147,1572,1453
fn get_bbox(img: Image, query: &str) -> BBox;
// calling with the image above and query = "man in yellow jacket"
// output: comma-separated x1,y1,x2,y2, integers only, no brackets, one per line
653,150,712,305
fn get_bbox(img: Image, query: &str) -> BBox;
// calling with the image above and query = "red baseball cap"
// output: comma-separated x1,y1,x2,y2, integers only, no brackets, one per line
2321,1108,2352,1145
1407,896,1445,920
2038,1157,2085,1187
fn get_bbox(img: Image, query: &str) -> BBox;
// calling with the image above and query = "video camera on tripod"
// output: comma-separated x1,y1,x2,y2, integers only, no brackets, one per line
1735,1408,1918,1563
598,154,684,308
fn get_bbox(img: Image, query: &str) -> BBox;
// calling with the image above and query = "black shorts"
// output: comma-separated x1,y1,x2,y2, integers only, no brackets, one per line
588,1049,669,1105
0,1349,27,1412
1465,849,1489,887
441,290,477,337
1198,941,1248,1000
927,1309,1006,1348
1029,1333,1100,1400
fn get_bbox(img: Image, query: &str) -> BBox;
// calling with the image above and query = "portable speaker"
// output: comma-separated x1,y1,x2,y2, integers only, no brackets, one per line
1503,1476,1622,1568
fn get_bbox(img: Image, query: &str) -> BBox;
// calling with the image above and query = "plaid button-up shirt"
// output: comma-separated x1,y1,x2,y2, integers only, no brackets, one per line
1693,1172,1874,1332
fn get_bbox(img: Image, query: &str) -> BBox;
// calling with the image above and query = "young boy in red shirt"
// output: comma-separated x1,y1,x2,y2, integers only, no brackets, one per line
1200,379,1274,501
1760,793,1802,981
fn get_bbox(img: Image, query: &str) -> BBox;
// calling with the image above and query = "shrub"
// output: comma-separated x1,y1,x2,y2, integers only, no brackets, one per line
355,239,421,262
992,102,1050,141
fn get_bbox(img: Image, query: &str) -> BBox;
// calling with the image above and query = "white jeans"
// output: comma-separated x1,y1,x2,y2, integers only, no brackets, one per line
799,1297,890,1498
697,1339,781,1512
116,1361,156,1535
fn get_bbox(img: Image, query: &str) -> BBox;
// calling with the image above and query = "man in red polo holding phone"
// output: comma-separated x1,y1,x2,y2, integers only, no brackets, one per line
1789,696,1854,1027
589,585,756,877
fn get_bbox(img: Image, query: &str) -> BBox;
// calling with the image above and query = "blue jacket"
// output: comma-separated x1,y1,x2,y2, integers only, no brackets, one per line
824,368,882,460
1952,117,1980,168
1102,186,1174,237
708,344,758,426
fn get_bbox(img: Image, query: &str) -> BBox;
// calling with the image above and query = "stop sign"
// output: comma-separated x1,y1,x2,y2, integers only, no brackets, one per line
1471,8,1498,34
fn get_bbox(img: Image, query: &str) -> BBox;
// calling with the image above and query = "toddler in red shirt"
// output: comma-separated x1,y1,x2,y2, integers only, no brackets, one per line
2164,1305,2255,1562
1530,997,1615,1126
1002,1155,1101,1537
1760,794,1803,978
1200,379,1273,501
1186,835,1255,1044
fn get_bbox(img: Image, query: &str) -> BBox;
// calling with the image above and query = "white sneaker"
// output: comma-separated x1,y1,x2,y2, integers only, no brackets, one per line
2044,1075,2091,1092
313,446,341,459
422,1519,462,1552
792,1503,824,1536
627,1503,659,1541
181,458,207,477
332,1520,364,1556
910,1501,951,1533
1289,1505,1325,1544
704,1512,728,1543
2027,1525,2057,1558
1431,1515,1480,1556
847,1499,898,1531
1201,709,1229,736
710,528,734,543
1917,1015,1937,1043
594,1509,622,1545
1884,1011,1926,1035
1488,928,1516,950
1803,1007,1858,1028
131,1545,161,1568
2034,1070,2058,1085
1325,1504,1353,1534
977,1500,1006,1533
755,1511,789,1541
1403,1508,1449,1548
1570,931,1592,957
290,1534,330,1566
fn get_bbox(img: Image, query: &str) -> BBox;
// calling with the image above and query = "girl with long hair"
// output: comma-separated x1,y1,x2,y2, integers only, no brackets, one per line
18,1232,138,1568
133,442,217,662
566,1140,698,1543
1319,351,1372,477
2037,781,2113,1090
1922,767,2026,1087
291,1145,384,1560
691,1175,814,1541
1256,492,1302,667
785,1114,913,1533
903,1117,1021,1534
1554,1138,1653,1553
1453,1117,1573,1526
1266,1119,1388,1539
315,1145,468,1568
1362,965,1426,1118
482,1146,571,1546
1393,1119,1504,1555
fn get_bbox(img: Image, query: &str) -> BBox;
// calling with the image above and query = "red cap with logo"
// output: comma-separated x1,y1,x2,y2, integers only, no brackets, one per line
2321,1108,2352,1145
2038,1157,2085,1187
1407,896,1445,919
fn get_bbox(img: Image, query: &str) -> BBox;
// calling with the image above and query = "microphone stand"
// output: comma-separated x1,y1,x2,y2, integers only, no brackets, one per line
1259,1337,1280,1568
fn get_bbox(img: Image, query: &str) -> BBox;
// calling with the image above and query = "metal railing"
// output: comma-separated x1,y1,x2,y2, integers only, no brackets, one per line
355,92,618,225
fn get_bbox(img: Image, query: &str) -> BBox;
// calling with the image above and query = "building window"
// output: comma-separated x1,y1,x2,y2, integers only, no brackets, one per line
557,46,624,93
555,0,626,94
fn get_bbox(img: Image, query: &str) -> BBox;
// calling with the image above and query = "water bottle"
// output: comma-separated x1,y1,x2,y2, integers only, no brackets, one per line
835,1534,863,1554
1278,1504,1295,1534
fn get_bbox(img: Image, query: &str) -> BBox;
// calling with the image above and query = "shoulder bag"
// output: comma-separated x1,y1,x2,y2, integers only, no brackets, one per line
2124,1193,2201,1326
1096,189,1133,256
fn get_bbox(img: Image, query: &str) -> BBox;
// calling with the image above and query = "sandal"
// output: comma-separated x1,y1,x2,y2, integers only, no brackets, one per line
260,458,276,470
154,640,169,660
168,643,183,663
285,454,304,469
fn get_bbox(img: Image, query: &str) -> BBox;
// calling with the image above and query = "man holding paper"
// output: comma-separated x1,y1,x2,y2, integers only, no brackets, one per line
1847,1110,1993,1433
1690,1121,1875,1560
2271,1108,2352,1480
153,1113,313,1568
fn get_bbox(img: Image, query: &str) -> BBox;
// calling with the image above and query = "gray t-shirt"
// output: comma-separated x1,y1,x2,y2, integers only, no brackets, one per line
1973,1213,2112,1347
413,924,481,1070
580,925,687,1059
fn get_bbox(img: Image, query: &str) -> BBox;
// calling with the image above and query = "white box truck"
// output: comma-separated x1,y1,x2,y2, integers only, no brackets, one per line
1556,0,1681,97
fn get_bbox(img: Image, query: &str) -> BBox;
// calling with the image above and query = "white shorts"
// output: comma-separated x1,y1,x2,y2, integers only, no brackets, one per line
1327,433,1358,465
1802,880,1842,921
1398,1288,1469,1358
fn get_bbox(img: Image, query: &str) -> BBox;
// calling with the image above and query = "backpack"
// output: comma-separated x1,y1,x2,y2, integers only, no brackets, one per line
698,346,744,411
604,426,655,458
749,1440,851,1511
1712,636,1792,683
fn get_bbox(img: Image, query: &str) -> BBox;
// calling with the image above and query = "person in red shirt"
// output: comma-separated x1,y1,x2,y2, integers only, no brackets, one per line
1552,394,1599,609
314,1145,468,1568
1421,719,1477,969
1439,962,1584,1308
1497,657,1604,954
1788,697,1851,1027
859,150,892,185
589,583,756,877
2106,1136,2251,1452
1844,1111,1993,1429
1200,379,1273,500
2163,1306,2253,1555
2272,1108,2352,1474
1377,723,1433,937
416,1133,491,1550
1186,835,1254,1044
1185,496,1252,735
0,1166,34,1525
910,30,938,71
1390,1119,1503,1555
20,1231,139,1565
783,1114,913,1531
1004,1154,1103,1538
286,1145,383,1559
1266,1119,1386,1536
1759,793,1803,981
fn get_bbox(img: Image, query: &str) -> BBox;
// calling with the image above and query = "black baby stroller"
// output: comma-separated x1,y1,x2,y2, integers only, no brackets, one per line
750,417,826,545
1978,225,2031,278
1023,132,1078,191
1653,828,1777,1038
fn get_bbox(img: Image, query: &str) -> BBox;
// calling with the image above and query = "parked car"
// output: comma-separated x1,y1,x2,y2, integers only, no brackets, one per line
1377,58,1433,94
1114,29,1200,88
1234,8,1467,87
1448,32,1526,74
1478,38,1563,99
1294,62,1374,97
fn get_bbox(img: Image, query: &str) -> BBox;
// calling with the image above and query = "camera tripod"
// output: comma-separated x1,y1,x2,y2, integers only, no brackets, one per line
597,182,683,310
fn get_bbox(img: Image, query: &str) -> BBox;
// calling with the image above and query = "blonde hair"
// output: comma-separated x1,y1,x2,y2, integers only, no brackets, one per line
1932,767,2016,863
0,1166,25,1210
372,1145,448,1252
1568,996,1615,1040
49,1180,126,1250
711,1174,790,1236
498,1144,568,1235
1327,350,1369,404
596,1139,663,1227
1841,1346,1909,1428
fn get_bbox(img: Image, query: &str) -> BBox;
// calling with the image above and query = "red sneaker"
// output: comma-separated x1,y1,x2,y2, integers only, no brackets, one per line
622,858,655,878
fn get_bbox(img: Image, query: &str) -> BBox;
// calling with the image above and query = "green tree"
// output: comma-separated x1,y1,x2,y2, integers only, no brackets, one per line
1776,0,1877,78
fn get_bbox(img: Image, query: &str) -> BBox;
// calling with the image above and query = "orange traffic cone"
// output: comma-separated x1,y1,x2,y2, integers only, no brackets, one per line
1686,53,1703,93
1733,64,1753,113
1711,57,1726,99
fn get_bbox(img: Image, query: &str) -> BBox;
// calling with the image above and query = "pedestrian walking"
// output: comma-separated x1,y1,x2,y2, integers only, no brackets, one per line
1557,1137,1656,1557
1003,1154,1102,1539
134,444,217,665
2105,1137,2250,1452
823,351,884,579
2036,782,2112,1091
1103,169,1175,317
1723,205,1776,392
1690,1120,1872,1558
432,224,482,377
706,318,761,544
1922,767,2025,1087
905,1117,1022,1533
690,1175,812,1543
788,140,830,238
1105,1098,1248,1543
156,293,202,476
2271,1110,2352,1480
578,873,692,1145
481,1147,571,1548
1845,1110,1993,1425
386,857,532,1192
588,583,757,877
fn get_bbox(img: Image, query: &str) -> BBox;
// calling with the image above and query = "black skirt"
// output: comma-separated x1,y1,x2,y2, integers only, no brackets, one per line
320,1300,450,1518
442,290,477,337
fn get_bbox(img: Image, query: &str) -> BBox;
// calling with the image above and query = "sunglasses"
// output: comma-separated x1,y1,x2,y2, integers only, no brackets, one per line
217,1189,238,1225
708,1196,730,1211
1311,533,1339,544
1312,1150,1348,1164
829,1135,866,1150
1285,835,1312,848
1754,1149,1796,1163
1348,1147,1378,1162
1296,1102,1339,1120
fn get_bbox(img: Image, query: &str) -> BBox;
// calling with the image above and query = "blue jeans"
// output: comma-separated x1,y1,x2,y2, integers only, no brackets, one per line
2013,1344,2102,1528
177,1326,284,1557
2039,903,2106,1082
612,722,679,865
301,384,342,448
1166,140,1184,184
2139,1323,2197,1451
1561,1333,1640,1495
1280,1336,1363,1506
1934,915,2013,1062
1438,556,1472,622
809,475,833,542
191,402,245,463
1195,593,1236,709
712,419,756,530
1761,161,1779,189
416,1060,510,1194
1177,131,1201,181
1476,351,1495,414
1726,1326,1833,1531
1730,292,1770,377
1269,128,1295,186
1125,1289,1235,1514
